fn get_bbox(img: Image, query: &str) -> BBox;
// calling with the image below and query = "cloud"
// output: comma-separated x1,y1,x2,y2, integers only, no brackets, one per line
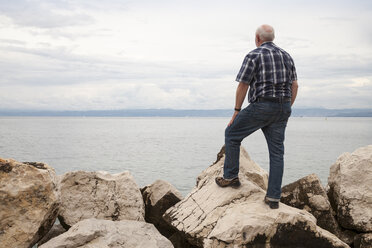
296,53,372,81
0,0,371,110
0,38,26,45
0,77,235,110
0,0,94,28
0,40,237,88
349,77,372,88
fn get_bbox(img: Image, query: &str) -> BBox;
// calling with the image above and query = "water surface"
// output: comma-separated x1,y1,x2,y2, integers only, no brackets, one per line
1,117,371,195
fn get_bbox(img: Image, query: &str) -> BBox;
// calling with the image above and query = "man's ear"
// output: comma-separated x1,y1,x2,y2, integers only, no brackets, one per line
255,34,260,46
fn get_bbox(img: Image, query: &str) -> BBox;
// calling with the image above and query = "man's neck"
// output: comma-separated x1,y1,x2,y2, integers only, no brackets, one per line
260,41,273,46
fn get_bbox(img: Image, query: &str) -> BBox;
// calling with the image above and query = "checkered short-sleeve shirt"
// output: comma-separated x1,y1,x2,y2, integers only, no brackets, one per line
236,42,297,103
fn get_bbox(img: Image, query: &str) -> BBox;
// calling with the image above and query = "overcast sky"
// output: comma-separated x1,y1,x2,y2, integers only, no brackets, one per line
0,0,371,110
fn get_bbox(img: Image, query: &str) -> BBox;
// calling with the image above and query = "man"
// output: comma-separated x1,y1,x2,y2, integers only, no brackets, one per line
215,24,298,209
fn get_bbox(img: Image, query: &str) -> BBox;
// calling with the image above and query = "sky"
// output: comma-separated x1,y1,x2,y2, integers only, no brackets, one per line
0,0,371,110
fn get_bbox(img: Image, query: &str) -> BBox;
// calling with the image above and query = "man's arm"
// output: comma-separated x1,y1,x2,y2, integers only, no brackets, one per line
228,82,249,126
291,80,298,106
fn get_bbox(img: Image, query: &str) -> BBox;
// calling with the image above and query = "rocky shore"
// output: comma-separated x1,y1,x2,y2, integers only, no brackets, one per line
0,145,371,248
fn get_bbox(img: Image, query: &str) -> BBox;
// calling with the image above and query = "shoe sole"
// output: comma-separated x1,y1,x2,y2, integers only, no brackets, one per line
264,197,279,209
215,177,241,188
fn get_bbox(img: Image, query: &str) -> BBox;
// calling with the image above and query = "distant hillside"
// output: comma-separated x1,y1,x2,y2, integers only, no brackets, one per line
0,109,231,117
0,108,371,117
291,108,372,117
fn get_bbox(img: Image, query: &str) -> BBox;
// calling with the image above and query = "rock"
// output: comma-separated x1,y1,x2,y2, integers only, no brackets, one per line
141,179,183,237
37,223,66,246
163,147,349,247
205,195,349,248
281,174,343,236
39,218,174,248
163,146,267,247
196,145,268,191
58,170,145,229
0,158,59,248
354,233,372,248
327,145,372,232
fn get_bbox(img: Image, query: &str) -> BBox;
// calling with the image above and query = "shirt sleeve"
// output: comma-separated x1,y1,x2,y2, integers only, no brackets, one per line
290,57,297,82
235,54,256,84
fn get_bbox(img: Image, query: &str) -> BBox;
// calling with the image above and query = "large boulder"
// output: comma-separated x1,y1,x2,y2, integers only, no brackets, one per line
327,145,372,232
281,174,352,243
205,195,349,248
0,158,59,248
164,147,348,247
196,145,268,190
39,218,174,248
58,171,145,229
141,179,183,237
354,233,372,248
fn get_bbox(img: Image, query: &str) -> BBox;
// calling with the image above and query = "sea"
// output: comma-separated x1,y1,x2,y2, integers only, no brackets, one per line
1,117,371,196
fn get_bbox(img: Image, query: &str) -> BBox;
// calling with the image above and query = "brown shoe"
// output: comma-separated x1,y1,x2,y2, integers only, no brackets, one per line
215,176,241,188
264,196,279,209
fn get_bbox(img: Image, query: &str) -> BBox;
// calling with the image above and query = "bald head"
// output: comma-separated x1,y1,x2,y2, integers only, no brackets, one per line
255,24,275,47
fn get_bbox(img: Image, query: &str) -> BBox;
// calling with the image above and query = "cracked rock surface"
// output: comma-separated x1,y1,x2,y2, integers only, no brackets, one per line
327,145,372,232
58,170,145,229
0,158,59,248
206,197,349,248
39,218,174,248
164,146,349,248
281,174,353,244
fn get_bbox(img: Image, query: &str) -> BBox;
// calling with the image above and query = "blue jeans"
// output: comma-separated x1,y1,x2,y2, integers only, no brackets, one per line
224,100,291,201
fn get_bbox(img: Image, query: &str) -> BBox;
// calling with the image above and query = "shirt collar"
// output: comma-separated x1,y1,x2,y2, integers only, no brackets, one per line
261,41,274,46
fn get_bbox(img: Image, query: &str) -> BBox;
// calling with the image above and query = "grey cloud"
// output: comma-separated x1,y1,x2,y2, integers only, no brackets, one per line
0,39,27,45
318,16,356,22
280,37,315,50
31,27,113,40
297,88,372,109
0,43,233,89
296,53,372,81
69,0,131,12
0,0,94,28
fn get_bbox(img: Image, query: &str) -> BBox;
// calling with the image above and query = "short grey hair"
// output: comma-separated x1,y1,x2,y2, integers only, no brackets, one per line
256,24,275,42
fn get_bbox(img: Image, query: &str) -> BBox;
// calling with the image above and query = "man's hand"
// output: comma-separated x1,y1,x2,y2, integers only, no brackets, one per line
228,111,240,126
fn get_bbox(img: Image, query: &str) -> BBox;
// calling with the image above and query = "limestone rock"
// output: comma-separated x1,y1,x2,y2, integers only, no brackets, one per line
141,179,183,237
327,145,372,232
196,145,268,190
164,147,348,247
354,233,372,248
164,146,266,247
58,170,145,229
39,218,174,248
281,174,343,236
205,196,349,248
37,223,66,246
0,158,59,248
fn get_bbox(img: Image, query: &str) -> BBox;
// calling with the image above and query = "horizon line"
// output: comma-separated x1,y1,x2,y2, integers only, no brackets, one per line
1,107,371,112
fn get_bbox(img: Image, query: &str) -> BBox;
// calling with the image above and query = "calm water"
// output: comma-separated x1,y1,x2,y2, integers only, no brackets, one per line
1,117,371,196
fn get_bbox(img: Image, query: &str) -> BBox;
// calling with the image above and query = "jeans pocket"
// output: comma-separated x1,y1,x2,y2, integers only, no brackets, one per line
253,102,277,115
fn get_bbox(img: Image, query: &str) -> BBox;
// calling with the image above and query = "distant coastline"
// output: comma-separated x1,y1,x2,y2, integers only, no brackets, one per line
0,108,371,117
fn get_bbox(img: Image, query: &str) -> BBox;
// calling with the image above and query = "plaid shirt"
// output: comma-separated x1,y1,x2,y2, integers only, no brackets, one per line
236,42,297,103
